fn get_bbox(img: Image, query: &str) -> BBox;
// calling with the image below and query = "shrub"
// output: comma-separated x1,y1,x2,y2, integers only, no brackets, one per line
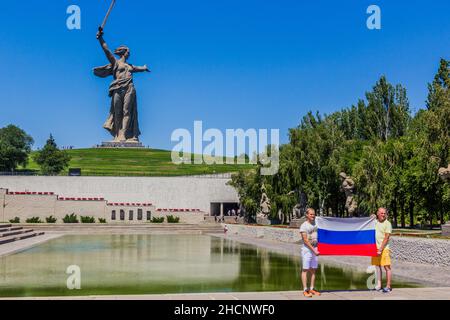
151,217,165,223
45,216,57,223
98,218,107,223
63,213,79,223
167,215,180,223
9,217,20,223
80,216,95,223
26,217,42,223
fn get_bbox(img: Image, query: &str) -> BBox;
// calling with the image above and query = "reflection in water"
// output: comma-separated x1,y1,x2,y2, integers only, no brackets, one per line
0,235,418,297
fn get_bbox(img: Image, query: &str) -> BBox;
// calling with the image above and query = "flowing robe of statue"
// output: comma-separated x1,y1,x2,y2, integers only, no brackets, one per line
258,185,271,217
339,172,358,216
93,31,150,142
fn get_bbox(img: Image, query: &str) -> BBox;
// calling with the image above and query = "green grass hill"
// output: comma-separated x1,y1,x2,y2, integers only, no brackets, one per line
24,148,254,177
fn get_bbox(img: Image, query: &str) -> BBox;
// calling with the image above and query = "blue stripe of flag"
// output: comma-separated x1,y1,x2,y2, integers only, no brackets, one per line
318,229,376,245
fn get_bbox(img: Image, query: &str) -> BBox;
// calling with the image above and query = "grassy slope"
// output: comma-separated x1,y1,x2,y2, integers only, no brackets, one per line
25,148,254,176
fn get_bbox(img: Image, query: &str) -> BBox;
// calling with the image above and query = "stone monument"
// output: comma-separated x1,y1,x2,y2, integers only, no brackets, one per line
289,204,303,228
93,1,150,148
438,164,450,236
292,204,301,219
289,190,308,228
339,172,358,217
257,184,272,225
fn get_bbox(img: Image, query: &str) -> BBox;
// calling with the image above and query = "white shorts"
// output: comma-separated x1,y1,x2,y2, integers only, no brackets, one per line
301,247,318,270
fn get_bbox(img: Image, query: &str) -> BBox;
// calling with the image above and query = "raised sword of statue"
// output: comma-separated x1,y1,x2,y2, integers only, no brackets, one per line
97,0,117,38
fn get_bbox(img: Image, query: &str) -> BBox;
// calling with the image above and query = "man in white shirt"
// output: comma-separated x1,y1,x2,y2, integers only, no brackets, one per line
299,208,321,297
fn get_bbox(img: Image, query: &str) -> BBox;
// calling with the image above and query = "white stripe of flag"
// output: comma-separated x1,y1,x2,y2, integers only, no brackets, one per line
316,217,376,232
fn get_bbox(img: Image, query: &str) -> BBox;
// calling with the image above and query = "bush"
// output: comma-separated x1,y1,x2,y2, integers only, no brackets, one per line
26,217,42,223
63,213,79,223
45,216,57,223
167,215,180,223
9,217,20,223
151,217,165,223
80,216,95,223
98,218,107,223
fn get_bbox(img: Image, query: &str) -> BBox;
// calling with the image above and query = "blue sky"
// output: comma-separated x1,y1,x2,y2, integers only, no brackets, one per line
0,0,449,150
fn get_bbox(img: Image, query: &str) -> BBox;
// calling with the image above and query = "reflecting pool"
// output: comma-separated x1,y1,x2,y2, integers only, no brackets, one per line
0,234,419,297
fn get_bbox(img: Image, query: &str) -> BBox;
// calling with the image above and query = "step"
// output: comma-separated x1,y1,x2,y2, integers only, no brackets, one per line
0,228,33,238
0,231,45,245
0,226,23,233
0,224,12,229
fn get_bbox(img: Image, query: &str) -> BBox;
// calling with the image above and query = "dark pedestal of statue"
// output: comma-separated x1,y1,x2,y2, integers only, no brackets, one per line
289,217,306,229
256,216,272,225
98,141,145,148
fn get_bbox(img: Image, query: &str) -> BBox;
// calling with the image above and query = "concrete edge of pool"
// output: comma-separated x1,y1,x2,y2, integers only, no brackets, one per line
1,287,449,300
0,233,64,258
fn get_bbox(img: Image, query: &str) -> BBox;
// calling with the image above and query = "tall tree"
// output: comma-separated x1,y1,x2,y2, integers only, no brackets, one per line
0,125,34,172
364,76,411,141
230,60,448,228
419,58,450,225
33,134,71,175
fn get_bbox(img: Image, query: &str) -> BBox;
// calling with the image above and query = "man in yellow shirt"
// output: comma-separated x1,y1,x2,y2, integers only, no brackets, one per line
371,207,393,293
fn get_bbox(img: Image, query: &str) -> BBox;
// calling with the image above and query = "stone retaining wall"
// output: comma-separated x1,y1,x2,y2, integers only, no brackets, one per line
224,224,450,267
389,236,450,267
225,224,303,243
152,211,206,224
0,188,206,224
0,176,238,213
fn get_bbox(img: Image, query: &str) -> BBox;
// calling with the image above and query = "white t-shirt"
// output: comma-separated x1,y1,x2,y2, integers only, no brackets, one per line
300,220,318,250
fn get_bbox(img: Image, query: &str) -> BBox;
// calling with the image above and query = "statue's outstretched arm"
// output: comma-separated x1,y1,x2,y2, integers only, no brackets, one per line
132,64,151,73
96,29,116,65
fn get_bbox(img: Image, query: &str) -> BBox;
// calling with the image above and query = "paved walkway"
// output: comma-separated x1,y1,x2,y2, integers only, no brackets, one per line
2,287,449,300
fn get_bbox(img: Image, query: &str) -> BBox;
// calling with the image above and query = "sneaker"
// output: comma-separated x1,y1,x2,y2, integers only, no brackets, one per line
303,290,313,298
382,287,392,293
309,288,321,296
373,286,383,292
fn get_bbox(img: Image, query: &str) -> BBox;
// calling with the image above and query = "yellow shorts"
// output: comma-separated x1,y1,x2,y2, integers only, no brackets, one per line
371,248,391,266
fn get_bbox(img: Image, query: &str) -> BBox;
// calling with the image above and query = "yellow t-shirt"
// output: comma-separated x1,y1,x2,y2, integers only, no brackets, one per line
375,219,392,249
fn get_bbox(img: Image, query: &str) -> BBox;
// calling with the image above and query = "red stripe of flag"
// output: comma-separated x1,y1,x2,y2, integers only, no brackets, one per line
318,243,378,257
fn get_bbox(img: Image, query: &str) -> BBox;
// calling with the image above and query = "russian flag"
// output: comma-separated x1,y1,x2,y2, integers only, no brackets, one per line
316,217,377,256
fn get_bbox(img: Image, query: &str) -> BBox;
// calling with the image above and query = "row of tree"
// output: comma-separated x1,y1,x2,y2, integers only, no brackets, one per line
0,127,71,175
230,59,450,228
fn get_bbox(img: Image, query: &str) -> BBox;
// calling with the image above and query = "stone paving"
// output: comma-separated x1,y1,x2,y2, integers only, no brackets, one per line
1,287,449,300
